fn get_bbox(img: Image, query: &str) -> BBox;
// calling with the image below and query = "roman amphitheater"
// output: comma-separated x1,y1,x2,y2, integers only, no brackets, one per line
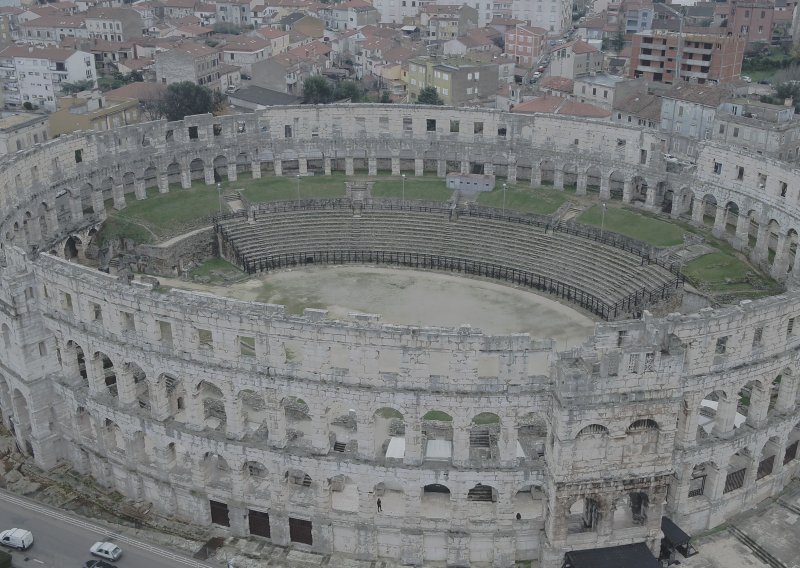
0,104,799,567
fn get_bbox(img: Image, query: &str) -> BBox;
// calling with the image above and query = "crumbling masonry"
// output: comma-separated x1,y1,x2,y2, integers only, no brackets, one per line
0,105,799,567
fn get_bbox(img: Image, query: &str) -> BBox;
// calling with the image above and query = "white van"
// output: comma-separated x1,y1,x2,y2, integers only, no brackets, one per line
0,528,33,550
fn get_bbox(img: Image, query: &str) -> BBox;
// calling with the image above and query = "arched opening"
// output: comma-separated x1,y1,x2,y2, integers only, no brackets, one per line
239,389,268,441
421,484,451,519
768,371,790,415
612,491,649,530
626,419,660,453
746,210,760,248
125,362,150,411
243,460,269,496
283,396,312,449
609,171,625,200
469,412,500,462
738,380,767,427
103,418,124,454
631,175,648,203
285,468,312,488
197,380,226,432
189,158,205,181
213,155,228,181
697,390,742,440
236,152,249,174
662,189,674,214
167,161,181,185
161,374,185,421
766,219,781,262
202,452,232,490
64,235,83,260
328,404,357,454
122,171,136,195
725,201,739,235
37,202,49,238
687,462,714,498
75,406,93,441
517,413,547,462
93,352,118,398
80,183,95,215
467,483,497,503
723,450,750,494
562,163,577,189
330,475,359,513
512,485,544,520
757,437,780,480
143,166,158,188
784,422,800,465
586,166,601,193
567,496,602,534
422,410,453,463
373,407,404,462
65,340,88,387
575,424,609,460
701,195,718,226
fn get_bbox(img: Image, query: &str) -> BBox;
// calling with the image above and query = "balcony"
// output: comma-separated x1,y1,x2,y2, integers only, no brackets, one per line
681,69,709,79
639,53,666,62
682,46,712,55
683,58,710,67
636,64,665,73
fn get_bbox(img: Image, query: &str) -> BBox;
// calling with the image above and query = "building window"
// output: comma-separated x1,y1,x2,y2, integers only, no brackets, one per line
788,317,795,337
752,327,763,347
628,353,640,373
643,352,655,372
713,161,722,174
715,336,728,355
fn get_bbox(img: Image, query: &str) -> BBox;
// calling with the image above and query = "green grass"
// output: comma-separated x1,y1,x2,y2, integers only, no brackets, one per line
577,205,687,246
476,185,570,215
684,252,753,284
234,173,347,202
371,175,453,201
188,258,243,282
422,411,453,422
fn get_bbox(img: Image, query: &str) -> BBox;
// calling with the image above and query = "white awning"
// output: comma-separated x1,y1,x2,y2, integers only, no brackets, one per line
386,436,405,459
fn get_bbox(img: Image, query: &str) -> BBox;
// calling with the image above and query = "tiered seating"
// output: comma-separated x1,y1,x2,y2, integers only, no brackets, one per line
216,205,678,314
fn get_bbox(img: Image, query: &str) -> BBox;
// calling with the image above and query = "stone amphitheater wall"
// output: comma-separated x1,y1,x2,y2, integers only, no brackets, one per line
0,105,798,567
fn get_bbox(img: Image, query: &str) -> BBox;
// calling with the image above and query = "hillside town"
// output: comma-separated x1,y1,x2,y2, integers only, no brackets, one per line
0,0,798,159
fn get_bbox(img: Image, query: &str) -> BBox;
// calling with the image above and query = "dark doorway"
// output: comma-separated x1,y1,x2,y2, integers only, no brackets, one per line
249,509,270,538
209,500,230,527
289,517,312,545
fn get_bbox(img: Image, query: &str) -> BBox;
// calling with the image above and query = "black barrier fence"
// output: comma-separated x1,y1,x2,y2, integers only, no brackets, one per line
225,248,680,320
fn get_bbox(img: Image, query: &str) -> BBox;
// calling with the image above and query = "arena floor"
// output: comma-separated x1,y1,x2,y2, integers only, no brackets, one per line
157,266,597,349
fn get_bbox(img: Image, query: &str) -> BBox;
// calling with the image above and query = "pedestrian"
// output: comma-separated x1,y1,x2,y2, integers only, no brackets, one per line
377,498,382,512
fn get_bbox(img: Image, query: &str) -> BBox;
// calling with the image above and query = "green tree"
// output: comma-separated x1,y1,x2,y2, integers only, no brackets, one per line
61,79,95,94
332,80,362,101
380,91,391,103
416,85,443,105
302,75,332,104
213,22,242,34
161,81,217,121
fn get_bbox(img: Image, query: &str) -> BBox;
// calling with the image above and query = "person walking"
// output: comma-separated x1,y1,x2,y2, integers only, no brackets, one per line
377,498,382,512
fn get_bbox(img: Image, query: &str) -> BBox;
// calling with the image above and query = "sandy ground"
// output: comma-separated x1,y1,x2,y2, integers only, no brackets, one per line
155,265,597,349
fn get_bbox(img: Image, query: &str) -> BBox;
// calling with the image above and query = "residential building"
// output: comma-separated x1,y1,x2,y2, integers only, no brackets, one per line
250,41,330,94
538,75,574,97
572,74,630,110
622,0,654,35
659,83,727,140
0,7,21,48
511,95,611,119
548,39,603,79
222,36,271,74
727,1,774,48
17,15,88,46
155,42,224,88
250,28,291,55
160,0,198,20
629,30,746,84
48,90,142,137
444,28,500,56
0,46,97,111
406,56,499,105
490,0,573,34
0,112,48,155
504,24,547,67
418,4,478,41
130,1,158,28
370,0,422,24
612,91,661,127
216,0,259,26
321,0,380,31
85,7,144,41
713,99,800,162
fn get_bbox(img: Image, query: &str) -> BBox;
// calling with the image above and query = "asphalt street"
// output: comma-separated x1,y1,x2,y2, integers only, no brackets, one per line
0,489,213,568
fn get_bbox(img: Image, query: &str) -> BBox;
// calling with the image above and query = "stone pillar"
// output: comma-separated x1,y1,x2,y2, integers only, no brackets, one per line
158,173,169,194
117,364,137,407
713,396,738,436
268,400,287,449
437,159,447,178
553,168,564,190
771,233,790,279
274,159,283,176
227,161,238,182
391,157,400,175
499,423,519,467
251,160,262,179
403,417,423,466
735,213,750,249
69,194,83,224
298,157,308,176
323,157,332,176
753,223,770,264
150,381,171,422
622,180,632,203
310,406,329,455
691,199,704,225
112,183,126,209
91,191,105,216
460,160,470,175
184,392,205,431
645,186,657,210
345,157,354,176
484,162,494,176
600,175,610,200
712,205,726,237
531,166,541,187
368,157,377,176
777,374,798,413
203,165,215,185
45,207,59,237
745,383,769,427
452,416,470,467
575,171,587,195
770,441,786,477
507,161,517,184
792,253,800,285
226,396,246,441
180,166,191,189
357,415,374,461
134,179,146,200
414,158,424,176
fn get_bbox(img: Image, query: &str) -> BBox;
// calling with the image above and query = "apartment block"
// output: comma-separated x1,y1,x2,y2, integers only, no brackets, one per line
504,24,547,67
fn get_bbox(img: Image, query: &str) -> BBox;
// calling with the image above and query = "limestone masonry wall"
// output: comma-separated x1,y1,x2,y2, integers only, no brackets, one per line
0,105,798,568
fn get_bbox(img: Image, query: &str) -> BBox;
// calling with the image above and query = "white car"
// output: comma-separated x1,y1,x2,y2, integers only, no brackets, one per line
741,75,751,83
0,528,33,550
90,542,122,561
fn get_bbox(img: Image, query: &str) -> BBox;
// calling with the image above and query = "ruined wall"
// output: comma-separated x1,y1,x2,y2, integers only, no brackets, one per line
0,106,798,567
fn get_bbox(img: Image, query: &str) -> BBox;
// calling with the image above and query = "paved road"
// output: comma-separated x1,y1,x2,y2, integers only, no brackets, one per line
0,489,214,568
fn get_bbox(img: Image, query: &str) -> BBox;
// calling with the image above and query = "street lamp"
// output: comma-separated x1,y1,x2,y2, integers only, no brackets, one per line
600,202,607,238
216,182,222,214
296,174,301,201
402,173,406,204
502,182,507,215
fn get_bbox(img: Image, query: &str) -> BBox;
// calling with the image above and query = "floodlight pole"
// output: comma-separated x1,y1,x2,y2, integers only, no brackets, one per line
296,174,301,201
502,183,507,215
402,173,406,205
217,182,222,215
601,202,607,238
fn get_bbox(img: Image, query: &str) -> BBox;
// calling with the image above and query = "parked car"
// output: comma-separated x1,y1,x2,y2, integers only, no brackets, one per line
0,528,33,550
89,542,122,561
83,561,117,568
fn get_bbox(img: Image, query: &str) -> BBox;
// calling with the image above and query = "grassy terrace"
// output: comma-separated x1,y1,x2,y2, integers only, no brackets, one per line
99,174,777,301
